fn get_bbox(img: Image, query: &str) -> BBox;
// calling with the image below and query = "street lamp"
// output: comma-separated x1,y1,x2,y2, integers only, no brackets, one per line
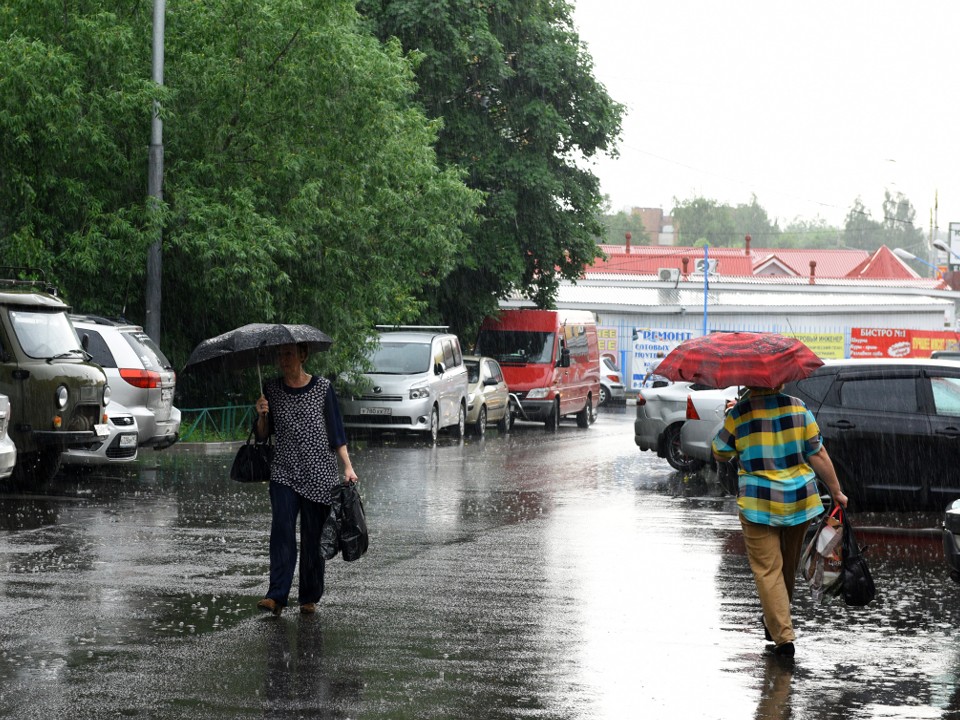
934,239,960,265
893,247,941,278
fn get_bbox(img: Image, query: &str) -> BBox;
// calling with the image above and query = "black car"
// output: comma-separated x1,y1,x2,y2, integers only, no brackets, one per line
784,359,960,510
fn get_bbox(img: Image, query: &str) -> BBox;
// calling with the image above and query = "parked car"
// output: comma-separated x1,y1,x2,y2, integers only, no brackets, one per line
463,355,511,437
0,393,16,480
598,355,626,406
679,384,742,491
944,500,960,583
0,276,110,485
634,381,711,472
931,350,960,360
341,327,468,442
476,309,600,430
62,405,139,466
70,315,180,450
784,358,960,510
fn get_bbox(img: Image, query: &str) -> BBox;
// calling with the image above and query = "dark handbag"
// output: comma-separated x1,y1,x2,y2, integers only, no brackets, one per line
320,483,369,561
229,430,273,483
838,508,876,607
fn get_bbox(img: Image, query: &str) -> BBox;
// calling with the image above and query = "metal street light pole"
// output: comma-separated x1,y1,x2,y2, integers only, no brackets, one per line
145,0,165,343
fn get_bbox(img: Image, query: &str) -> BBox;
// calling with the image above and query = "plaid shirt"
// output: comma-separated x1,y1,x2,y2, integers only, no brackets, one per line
712,389,825,526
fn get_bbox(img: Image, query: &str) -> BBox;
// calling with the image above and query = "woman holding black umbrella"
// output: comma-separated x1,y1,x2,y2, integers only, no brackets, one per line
253,343,358,616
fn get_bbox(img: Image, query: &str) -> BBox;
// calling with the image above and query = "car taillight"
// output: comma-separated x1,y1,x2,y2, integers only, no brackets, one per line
119,368,162,389
606,374,620,382
686,396,700,420
636,395,646,406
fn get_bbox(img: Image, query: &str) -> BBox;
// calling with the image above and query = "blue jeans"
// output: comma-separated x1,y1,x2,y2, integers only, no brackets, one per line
265,482,330,607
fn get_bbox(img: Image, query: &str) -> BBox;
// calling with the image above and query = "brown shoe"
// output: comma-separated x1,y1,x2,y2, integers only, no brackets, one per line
257,598,282,615
299,603,317,615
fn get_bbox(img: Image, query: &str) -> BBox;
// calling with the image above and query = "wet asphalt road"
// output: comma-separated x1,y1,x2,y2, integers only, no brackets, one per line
0,408,957,720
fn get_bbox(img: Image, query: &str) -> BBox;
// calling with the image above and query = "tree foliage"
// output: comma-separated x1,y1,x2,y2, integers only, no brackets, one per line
597,203,651,246
0,0,480,402
358,0,624,336
671,195,780,249
843,191,923,252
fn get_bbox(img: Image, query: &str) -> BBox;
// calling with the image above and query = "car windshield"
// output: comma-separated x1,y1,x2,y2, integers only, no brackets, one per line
10,310,83,359
465,360,480,383
124,330,173,371
367,341,431,374
476,330,554,364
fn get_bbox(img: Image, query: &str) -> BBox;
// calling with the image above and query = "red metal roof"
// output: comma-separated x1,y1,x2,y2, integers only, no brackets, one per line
591,244,950,290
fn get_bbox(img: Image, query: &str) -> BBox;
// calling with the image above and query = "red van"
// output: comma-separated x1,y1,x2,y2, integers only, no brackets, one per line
476,309,600,429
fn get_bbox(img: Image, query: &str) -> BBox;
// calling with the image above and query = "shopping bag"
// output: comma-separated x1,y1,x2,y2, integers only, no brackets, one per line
320,483,369,561
839,509,876,607
229,431,273,483
800,507,844,604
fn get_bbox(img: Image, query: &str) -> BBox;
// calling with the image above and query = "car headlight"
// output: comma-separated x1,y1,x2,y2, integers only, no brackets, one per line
409,386,430,400
102,384,111,407
526,388,550,399
56,384,69,409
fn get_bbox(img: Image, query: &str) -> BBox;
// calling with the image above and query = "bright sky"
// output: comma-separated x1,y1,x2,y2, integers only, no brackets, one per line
572,0,960,241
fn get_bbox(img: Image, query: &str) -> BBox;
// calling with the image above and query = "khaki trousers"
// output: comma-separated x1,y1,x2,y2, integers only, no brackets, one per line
739,514,811,646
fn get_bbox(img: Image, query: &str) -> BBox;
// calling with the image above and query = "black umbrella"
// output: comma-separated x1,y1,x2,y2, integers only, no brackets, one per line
183,323,333,385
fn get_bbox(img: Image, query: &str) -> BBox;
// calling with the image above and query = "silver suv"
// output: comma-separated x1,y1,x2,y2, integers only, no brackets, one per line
70,315,180,450
341,328,468,442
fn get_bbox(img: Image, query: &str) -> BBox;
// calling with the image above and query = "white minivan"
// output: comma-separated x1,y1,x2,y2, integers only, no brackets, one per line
341,328,468,442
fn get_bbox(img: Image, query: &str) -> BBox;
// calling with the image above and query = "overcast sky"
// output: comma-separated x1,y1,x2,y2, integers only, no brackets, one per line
572,1,960,244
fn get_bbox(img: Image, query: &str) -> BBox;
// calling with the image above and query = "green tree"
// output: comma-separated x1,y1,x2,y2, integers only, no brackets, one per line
843,197,883,250
358,0,624,336
598,205,651,246
778,217,843,249
0,0,480,400
671,194,779,248
880,189,924,250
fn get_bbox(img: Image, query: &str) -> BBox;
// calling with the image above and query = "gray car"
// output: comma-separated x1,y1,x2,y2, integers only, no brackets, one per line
70,315,180,450
341,328,469,443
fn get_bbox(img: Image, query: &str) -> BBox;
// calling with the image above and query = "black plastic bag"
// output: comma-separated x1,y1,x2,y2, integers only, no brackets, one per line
229,431,273,483
321,483,369,562
839,509,876,607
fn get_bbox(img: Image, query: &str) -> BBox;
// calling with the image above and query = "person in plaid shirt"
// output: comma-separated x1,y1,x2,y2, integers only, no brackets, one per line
713,385,847,658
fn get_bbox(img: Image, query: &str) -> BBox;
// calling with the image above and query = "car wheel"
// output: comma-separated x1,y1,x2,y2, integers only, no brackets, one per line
544,399,560,432
428,406,440,444
474,406,487,438
451,402,466,440
717,459,739,495
13,450,62,486
497,406,512,433
662,424,704,473
599,385,609,406
576,395,596,428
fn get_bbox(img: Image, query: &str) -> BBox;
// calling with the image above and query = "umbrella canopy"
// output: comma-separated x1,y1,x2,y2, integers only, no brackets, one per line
183,323,333,375
655,332,823,389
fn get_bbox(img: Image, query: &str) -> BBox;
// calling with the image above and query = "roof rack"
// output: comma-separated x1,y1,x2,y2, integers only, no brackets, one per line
0,267,59,296
375,324,450,331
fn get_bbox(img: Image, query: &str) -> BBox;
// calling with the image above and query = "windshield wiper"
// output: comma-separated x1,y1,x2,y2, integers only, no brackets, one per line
47,348,92,363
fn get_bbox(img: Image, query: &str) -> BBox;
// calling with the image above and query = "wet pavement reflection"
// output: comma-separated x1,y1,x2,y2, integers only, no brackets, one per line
0,409,957,719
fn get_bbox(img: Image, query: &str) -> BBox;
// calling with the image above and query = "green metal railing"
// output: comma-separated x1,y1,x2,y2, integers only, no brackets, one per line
179,405,256,442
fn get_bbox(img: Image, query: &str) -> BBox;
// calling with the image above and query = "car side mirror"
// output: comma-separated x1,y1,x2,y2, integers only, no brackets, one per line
434,362,446,375
81,333,89,351
483,377,498,386
558,348,571,368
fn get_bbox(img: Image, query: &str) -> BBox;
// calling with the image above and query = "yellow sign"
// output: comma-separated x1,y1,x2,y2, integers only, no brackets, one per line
791,333,845,359
598,327,618,353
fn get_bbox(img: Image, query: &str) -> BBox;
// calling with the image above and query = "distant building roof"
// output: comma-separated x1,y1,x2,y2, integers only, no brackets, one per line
591,244,949,290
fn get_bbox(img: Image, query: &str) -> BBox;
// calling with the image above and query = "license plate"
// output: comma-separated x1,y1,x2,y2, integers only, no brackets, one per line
360,407,392,416
119,434,138,449
94,423,109,438
161,388,173,402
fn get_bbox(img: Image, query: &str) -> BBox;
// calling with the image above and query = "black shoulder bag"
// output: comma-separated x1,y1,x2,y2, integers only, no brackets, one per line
230,428,273,483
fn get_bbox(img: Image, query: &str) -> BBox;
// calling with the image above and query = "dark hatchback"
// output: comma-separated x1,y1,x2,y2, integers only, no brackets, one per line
784,359,960,511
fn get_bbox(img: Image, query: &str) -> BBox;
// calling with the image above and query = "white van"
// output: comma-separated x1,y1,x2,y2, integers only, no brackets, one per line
341,328,468,442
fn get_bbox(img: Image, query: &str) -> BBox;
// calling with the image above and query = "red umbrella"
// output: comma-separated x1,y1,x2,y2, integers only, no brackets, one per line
655,332,823,388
